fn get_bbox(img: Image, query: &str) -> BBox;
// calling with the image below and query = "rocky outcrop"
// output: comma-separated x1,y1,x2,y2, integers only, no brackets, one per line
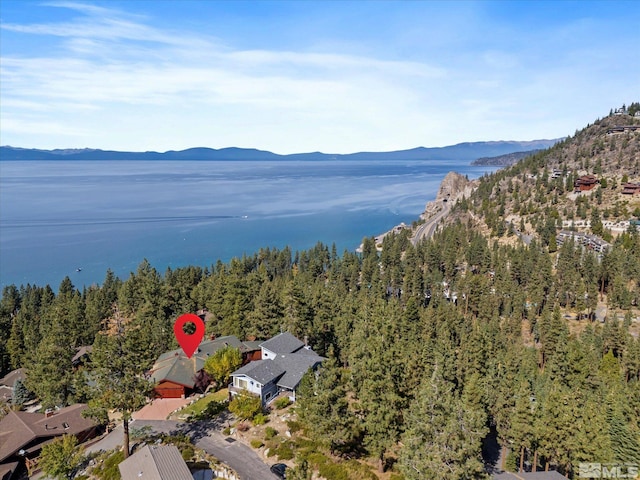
435,171,475,202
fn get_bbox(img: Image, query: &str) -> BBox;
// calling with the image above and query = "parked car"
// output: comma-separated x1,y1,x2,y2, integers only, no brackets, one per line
270,463,287,479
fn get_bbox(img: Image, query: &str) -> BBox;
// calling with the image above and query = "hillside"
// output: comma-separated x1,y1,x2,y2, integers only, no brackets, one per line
0,139,558,162
471,149,544,166
449,109,640,243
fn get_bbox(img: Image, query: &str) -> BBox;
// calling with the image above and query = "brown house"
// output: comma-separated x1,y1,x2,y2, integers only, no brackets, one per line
574,174,599,192
148,335,261,399
621,182,640,195
0,404,100,478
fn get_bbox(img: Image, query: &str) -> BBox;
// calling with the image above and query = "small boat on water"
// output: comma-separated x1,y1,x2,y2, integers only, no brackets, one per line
76,267,82,272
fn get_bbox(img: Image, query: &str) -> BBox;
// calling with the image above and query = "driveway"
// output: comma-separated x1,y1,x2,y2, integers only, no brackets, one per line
85,418,278,480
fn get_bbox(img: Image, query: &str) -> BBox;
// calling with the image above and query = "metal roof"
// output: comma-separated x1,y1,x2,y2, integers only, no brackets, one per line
118,445,192,480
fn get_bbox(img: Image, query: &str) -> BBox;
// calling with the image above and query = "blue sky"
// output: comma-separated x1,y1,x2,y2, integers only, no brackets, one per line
1,0,639,154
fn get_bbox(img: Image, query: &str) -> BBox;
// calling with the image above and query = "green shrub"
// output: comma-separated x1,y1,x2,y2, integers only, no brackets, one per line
222,427,231,435
345,460,377,480
264,426,278,440
181,445,194,462
200,400,227,419
253,413,268,425
389,474,405,480
93,450,124,480
286,419,302,433
229,392,262,420
250,439,264,449
317,462,349,480
273,397,291,409
272,440,295,460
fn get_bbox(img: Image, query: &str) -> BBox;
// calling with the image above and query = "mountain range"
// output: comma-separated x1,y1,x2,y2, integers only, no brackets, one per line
0,140,559,162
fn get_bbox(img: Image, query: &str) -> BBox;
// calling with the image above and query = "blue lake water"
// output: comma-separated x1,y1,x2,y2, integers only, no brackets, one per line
0,160,496,289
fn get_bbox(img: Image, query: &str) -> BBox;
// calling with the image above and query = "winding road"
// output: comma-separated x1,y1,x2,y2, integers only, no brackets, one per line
411,200,451,245
85,418,279,480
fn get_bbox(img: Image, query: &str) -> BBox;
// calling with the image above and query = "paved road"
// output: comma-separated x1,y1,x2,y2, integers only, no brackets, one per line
412,200,450,245
86,419,278,480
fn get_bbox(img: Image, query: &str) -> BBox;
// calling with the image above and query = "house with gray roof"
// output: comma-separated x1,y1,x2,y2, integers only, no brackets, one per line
230,332,324,405
119,445,192,480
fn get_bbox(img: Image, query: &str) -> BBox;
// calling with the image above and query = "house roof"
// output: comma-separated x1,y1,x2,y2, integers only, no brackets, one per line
149,335,245,388
231,360,286,385
0,461,19,480
231,351,324,390
260,332,305,354
0,404,97,462
274,353,324,390
0,386,13,403
0,369,25,388
118,445,192,480
493,472,566,480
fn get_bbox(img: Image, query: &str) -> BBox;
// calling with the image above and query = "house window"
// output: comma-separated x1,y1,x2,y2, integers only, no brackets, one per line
236,378,248,389
265,391,273,402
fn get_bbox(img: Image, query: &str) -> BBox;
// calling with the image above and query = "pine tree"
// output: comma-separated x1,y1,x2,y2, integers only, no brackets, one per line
297,351,360,455
86,312,152,458
399,368,488,480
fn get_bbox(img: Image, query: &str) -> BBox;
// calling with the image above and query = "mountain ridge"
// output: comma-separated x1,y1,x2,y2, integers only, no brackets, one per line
0,139,559,162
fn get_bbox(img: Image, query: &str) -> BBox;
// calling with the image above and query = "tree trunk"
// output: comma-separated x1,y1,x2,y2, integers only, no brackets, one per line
533,450,538,472
123,417,130,458
378,453,385,473
520,446,525,472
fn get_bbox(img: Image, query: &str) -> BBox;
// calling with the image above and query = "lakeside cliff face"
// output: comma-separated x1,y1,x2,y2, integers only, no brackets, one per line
434,171,476,203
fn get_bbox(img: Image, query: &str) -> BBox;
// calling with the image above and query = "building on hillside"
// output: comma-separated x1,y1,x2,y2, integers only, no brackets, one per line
556,230,611,254
149,335,260,399
606,125,640,134
574,174,599,192
118,445,192,480
230,332,324,405
0,404,100,479
621,182,640,195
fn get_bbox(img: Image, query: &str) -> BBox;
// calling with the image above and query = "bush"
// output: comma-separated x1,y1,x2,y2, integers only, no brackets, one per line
181,445,194,462
264,426,278,440
199,400,227,419
222,427,231,435
253,413,268,425
273,397,291,409
229,392,262,420
286,419,302,434
93,450,124,480
250,439,264,449
317,463,349,480
272,441,294,460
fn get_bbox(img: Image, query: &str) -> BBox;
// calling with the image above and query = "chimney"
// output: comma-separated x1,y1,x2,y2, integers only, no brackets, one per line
304,335,308,347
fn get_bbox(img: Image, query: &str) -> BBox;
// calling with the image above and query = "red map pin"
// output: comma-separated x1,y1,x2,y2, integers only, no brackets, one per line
173,313,205,358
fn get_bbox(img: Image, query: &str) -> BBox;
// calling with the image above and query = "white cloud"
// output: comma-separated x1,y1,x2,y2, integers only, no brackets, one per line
1,1,639,153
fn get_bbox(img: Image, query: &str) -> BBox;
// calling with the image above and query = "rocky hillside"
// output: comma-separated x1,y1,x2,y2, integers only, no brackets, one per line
471,149,544,166
448,108,640,244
